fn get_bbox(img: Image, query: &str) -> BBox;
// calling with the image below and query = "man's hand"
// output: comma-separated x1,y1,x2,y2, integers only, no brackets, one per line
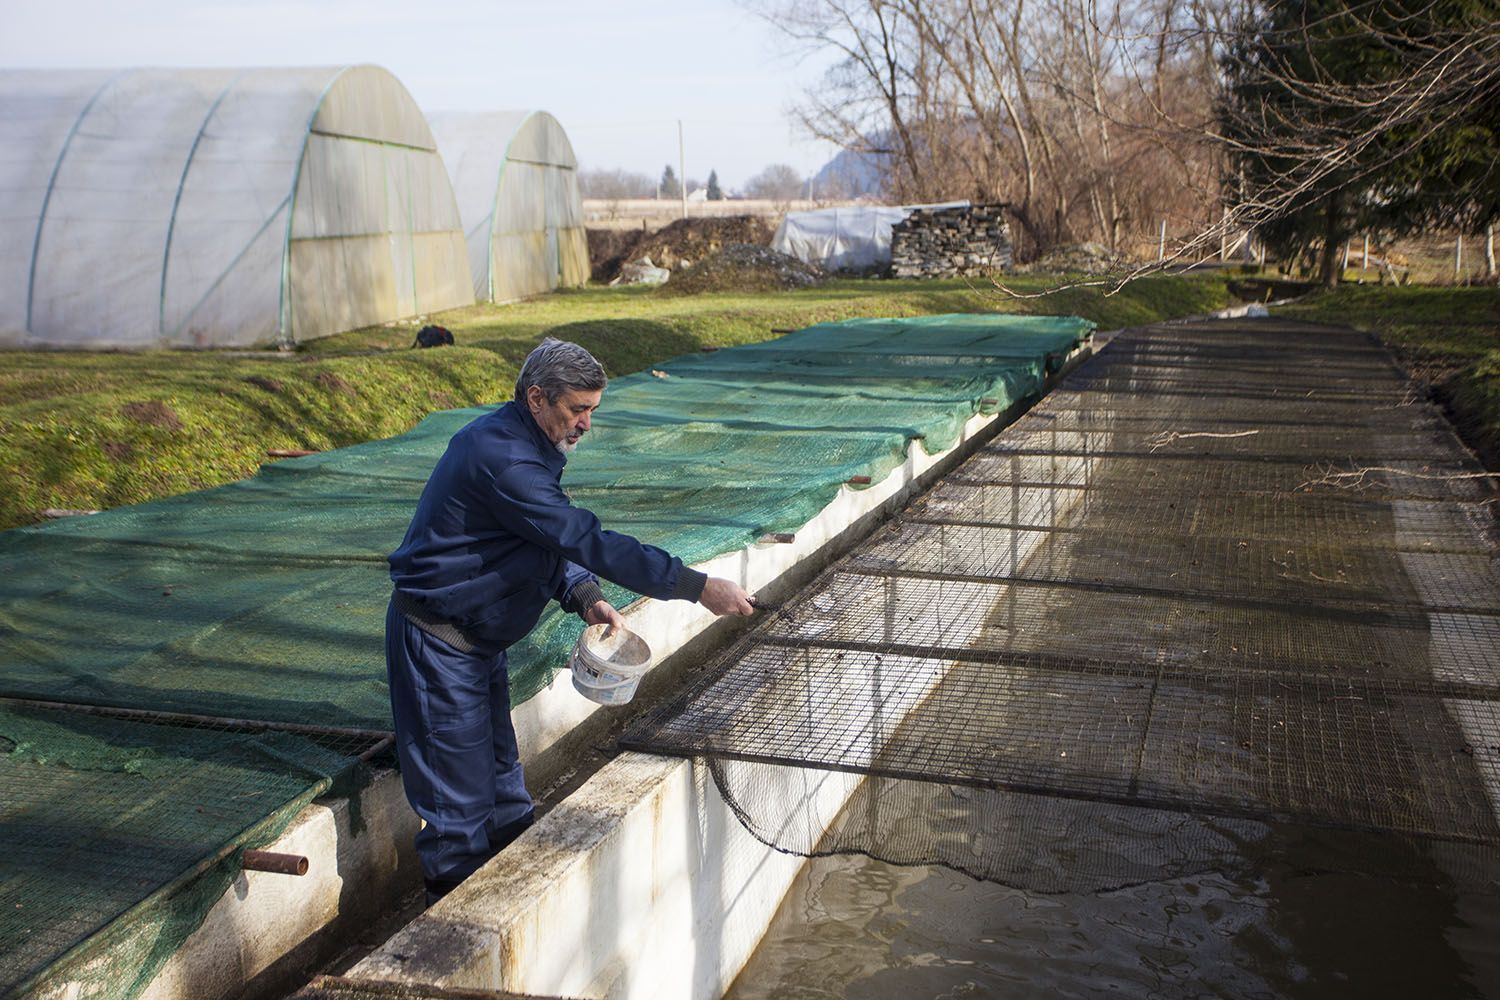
584,600,626,635
700,577,755,616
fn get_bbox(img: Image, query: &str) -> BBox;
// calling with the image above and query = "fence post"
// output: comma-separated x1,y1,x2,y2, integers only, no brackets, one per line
1362,235,1369,274
1488,225,1496,277
1455,234,1463,281
678,120,687,221
1158,219,1166,263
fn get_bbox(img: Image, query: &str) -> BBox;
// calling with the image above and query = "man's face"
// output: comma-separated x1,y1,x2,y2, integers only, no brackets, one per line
527,385,602,453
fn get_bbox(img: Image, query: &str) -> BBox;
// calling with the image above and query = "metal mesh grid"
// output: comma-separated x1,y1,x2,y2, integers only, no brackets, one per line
955,445,1493,503
1006,406,1454,435
623,318,1500,887
650,641,1500,842
850,522,1499,612
756,573,1500,693
987,422,1459,462
909,487,1497,554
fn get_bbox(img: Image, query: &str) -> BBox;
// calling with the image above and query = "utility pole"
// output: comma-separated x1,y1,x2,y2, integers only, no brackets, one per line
678,120,687,221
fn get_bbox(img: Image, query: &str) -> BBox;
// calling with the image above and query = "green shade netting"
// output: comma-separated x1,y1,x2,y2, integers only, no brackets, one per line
0,314,1090,725
0,704,358,998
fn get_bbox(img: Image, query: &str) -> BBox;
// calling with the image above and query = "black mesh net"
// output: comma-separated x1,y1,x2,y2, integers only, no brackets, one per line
0,702,378,998
622,319,1500,893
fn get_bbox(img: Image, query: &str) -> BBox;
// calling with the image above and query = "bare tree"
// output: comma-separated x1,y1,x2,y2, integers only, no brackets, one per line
577,168,657,200
754,0,1498,286
751,0,1225,258
745,163,808,200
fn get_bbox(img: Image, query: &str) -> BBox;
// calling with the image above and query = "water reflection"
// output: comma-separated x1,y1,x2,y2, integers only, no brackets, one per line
726,817,1500,999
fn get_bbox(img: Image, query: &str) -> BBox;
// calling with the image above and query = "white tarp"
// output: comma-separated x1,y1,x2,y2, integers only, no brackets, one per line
427,110,589,303
0,65,472,349
771,201,968,272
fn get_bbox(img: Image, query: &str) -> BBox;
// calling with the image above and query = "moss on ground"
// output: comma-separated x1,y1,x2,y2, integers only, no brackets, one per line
1,274,1232,529
1276,285,1500,469
0,350,510,529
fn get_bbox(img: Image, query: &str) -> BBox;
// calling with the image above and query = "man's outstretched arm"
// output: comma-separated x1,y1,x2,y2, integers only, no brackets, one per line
494,460,754,616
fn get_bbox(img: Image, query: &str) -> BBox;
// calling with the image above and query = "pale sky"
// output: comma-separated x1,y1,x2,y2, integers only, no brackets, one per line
1,0,840,190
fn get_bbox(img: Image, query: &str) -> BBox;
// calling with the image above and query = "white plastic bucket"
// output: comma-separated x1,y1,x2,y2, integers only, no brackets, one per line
570,623,653,706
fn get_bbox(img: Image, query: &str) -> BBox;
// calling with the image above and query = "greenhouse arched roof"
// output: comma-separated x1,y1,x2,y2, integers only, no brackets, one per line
0,66,474,349
427,110,589,304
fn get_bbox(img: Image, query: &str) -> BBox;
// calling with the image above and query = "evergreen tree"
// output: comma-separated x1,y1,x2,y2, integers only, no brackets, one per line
1221,0,1500,286
706,169,724,201
659,164,682,199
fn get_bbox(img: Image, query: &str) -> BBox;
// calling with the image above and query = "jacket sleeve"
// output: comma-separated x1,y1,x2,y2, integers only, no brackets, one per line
488,458,706,603
557,560,605,615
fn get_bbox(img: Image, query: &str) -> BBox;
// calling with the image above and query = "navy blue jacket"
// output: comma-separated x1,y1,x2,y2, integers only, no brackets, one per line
389,400,706,654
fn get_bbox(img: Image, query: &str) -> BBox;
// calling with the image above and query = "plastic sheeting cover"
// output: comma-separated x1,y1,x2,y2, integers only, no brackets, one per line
772,201,967,272
0,66,473,349
428,110,588,303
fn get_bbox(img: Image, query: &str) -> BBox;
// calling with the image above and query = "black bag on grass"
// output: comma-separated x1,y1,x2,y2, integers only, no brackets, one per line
413,325,455,348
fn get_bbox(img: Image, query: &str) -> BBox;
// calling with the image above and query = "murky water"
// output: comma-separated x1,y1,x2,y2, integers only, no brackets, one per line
726,823,1500,999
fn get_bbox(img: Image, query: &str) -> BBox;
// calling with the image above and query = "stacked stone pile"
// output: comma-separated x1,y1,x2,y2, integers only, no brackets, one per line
891,204,1014,277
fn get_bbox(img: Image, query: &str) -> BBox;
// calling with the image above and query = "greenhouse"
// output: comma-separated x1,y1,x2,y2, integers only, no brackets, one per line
427,110,589,303
0,66,474,349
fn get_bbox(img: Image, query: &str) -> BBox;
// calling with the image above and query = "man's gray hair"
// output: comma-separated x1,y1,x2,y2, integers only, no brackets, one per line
514,337,608,402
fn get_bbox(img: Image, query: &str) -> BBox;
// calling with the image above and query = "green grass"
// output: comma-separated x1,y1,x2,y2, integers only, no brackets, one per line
1276,285,1500,467
0,349,512,530
0,274,1232,530
310,273,1233,362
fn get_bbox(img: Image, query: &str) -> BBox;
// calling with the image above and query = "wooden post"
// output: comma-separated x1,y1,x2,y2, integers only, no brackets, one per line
1219,205,1228,261
1157,219,1166,262
1456,233,1463,281
1487,225,1496,277
1362,234,1369,273
678,120,687,220
1341,241,1349,274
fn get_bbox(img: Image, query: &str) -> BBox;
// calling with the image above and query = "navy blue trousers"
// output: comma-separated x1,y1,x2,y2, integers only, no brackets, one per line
385,602,534,892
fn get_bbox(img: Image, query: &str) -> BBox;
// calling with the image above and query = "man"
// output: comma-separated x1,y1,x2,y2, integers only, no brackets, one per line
387,338,754,904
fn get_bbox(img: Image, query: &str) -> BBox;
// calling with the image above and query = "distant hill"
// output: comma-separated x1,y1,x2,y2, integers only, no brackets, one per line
812,146,887,199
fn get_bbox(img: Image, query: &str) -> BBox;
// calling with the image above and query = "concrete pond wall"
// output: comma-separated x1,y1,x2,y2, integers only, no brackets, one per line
342,345,1099,999
39,337,1093,1000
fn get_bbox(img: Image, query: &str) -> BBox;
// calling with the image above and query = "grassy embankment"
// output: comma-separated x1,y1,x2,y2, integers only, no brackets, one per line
1277,285,1500,469
0,273,1233,530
